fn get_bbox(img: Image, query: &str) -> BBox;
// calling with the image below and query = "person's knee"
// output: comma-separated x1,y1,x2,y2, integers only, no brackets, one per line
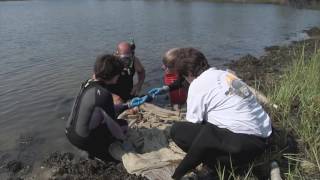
170,121,199,142
117,119,128,126
228,145,242,154
170,122,181,140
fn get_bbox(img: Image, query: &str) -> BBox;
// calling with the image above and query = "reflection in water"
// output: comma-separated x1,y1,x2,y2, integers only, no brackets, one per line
0,0,320,160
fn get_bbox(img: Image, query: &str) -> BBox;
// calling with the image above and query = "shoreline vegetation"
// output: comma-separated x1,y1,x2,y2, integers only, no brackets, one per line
226,26,320,179
1,27,320,179
267,37,320,179
270,43,320,179
209,0,320,9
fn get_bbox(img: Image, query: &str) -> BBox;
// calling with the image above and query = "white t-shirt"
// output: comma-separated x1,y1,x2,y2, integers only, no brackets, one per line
186,68,272,138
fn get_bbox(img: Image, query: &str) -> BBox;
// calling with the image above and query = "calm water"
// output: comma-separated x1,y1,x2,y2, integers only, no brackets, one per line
0,0,320,162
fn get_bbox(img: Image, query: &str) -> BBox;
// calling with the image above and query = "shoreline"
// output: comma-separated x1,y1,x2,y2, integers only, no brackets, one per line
1,27,320,179
226,27,320,93
209,0,320,9
1,0,320,9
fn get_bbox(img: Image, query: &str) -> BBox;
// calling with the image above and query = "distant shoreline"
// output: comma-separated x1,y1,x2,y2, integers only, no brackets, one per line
1,0,319,9
209,0,320,9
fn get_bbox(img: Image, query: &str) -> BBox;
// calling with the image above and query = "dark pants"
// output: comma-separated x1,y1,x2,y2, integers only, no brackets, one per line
66,119,128,162
86,125,117,162
170,121,268,179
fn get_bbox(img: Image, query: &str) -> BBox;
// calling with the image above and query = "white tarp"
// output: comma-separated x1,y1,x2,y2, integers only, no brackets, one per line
109,103,186,180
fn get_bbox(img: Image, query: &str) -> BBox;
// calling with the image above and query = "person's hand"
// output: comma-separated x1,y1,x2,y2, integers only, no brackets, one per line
148,86,169,97
128,96,148,108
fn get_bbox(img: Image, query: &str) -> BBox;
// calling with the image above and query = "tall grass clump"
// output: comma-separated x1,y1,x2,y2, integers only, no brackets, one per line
270,47,320,178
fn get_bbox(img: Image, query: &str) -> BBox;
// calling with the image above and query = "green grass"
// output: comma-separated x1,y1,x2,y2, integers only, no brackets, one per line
207,0,320,9
269,47,320,178
213,47,320,179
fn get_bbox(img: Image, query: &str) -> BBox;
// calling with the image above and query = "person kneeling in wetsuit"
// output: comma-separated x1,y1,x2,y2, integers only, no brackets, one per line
65,54,147,162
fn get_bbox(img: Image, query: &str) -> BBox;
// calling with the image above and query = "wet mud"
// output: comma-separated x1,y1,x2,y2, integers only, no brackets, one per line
1,27,319,180
227,28,320,94
41,152,146,180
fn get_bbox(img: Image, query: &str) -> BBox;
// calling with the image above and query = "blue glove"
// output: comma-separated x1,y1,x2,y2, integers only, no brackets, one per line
148,86,169,97
128,96,148,108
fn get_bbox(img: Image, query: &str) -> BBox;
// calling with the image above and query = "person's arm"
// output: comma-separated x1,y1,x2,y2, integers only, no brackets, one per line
98,107,127,140
93,87,126,140
114,103,130,115
169,77,190,91
168,78,182,91
185,85,207,124
147,77,189,98
226,69,270,105
131,57,145,96
247,86,269,105
114,96,149,115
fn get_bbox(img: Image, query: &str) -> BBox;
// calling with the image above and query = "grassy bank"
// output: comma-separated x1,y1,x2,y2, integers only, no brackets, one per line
218,44,320,180
224,29,320,178
269,48,320,179
209,0,320,9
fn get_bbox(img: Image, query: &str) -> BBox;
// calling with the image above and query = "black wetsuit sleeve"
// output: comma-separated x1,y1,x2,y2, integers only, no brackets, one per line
66,83,116,138
94,87,117,120
168,77,189,91
114,103,130,116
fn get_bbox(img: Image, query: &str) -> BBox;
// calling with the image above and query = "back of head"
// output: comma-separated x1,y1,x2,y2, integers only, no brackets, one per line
116,42,133,57
174,48,210,77
94,54,123,81
163,48,180,68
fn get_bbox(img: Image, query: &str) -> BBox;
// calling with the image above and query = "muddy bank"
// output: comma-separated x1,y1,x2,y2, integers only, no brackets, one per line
41,152,146,180
0,151,147,180
226,27,320,94
211,0,320,9
1,27,320,180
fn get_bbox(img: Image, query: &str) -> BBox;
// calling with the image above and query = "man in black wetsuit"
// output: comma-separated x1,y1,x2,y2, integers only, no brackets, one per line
107,41,145,102
65,54,147,162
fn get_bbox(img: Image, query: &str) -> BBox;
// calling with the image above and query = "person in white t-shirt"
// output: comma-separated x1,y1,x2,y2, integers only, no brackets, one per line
168,48,272,180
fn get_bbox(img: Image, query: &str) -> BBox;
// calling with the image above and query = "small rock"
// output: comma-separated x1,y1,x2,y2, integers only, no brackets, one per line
265,45,280,51
6,160,23,173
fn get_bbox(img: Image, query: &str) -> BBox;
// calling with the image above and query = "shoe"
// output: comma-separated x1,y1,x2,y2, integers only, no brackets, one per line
108,141,127,161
